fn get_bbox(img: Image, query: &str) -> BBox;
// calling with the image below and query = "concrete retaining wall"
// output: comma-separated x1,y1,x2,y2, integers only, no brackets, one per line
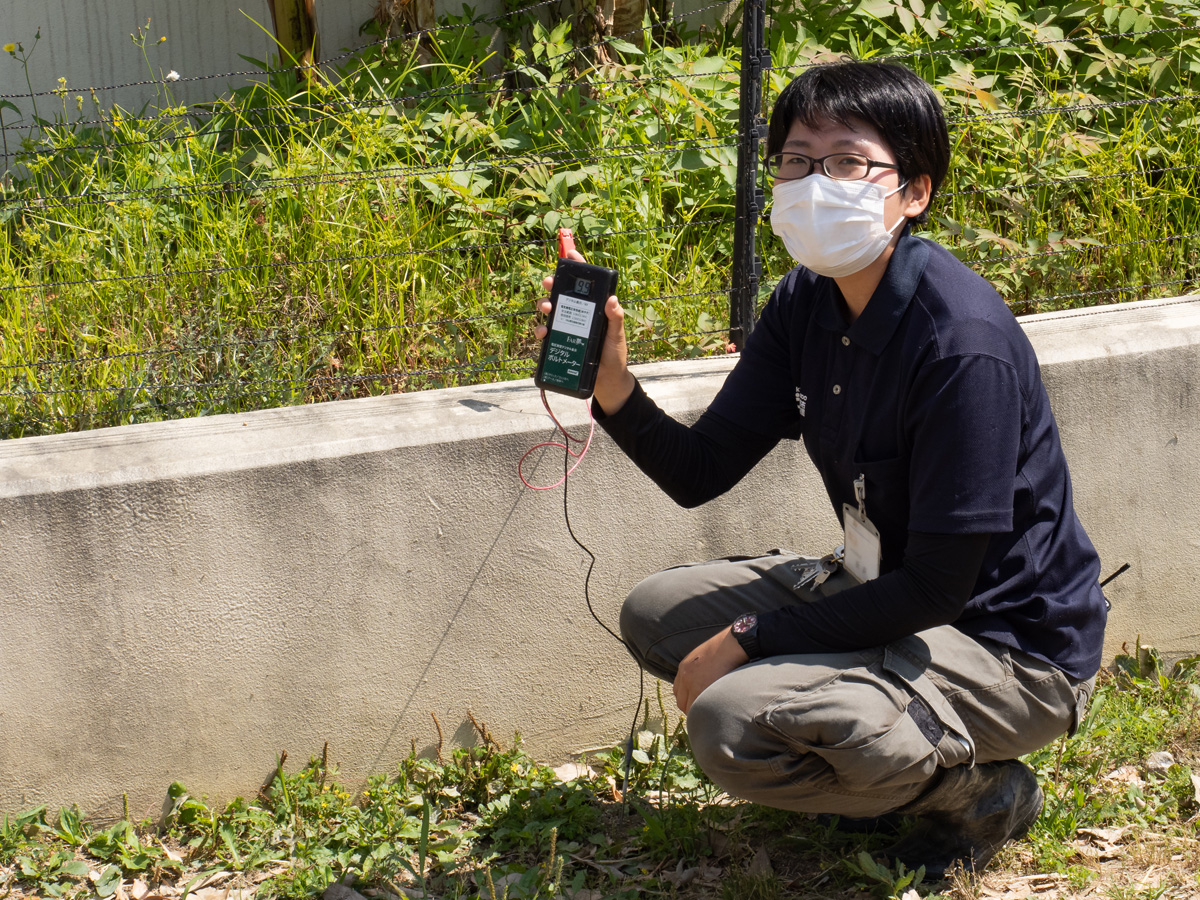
1,294,1198,818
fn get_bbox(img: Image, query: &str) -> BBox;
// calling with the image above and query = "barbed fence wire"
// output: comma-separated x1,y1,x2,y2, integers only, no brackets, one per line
2,1,1198,439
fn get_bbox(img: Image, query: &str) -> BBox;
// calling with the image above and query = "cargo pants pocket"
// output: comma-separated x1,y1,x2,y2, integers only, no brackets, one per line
883,644,975,769
758,651,972,803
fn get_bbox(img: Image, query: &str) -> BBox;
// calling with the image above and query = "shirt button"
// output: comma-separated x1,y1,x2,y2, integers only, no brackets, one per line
841,336,850,346
832,384,842,395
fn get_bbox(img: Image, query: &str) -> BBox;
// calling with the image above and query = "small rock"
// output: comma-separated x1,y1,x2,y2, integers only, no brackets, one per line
747,847,773,877
708,829,731,858
324,885,370,900
1145,750,1175,772
552,762,594,782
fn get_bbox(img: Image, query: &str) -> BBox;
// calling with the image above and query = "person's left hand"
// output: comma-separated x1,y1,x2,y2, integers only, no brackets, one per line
673,626,750,714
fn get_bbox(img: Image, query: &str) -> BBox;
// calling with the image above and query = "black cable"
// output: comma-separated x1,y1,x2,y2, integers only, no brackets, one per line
1,136,736,211
0,358,539,400
966,230,1200,266
946,90,1200,124
3,16,1192,105
1100,562,1131,588
558,406,646,802
1,217,730,294
0,67,741,138
1,75,740,163
8,73,1194,165
765,21,1200,76
1035,275,1198,306
1,290,726,375
940,162,1200,198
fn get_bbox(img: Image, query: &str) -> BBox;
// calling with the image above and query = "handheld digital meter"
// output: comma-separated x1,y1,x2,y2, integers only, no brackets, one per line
534,258,618,399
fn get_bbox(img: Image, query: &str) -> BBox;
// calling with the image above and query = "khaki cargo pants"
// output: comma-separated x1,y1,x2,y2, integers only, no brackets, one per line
620,551,1094,817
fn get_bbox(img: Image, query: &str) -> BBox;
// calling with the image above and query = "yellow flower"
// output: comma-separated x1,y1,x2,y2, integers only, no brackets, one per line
3,43,16,53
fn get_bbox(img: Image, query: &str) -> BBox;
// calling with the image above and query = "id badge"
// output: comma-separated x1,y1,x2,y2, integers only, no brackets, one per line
842,503,881,583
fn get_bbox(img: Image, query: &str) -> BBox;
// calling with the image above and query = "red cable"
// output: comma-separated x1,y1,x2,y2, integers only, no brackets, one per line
518,389,595,490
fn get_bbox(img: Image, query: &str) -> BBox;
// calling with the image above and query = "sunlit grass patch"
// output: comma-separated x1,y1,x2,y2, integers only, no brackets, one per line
1,650,1197,899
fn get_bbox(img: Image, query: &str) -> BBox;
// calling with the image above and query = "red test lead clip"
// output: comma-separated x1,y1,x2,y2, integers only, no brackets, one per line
557,228,576,258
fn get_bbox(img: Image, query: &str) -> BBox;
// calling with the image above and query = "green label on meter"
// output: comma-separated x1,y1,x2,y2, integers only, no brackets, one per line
541,294,594,390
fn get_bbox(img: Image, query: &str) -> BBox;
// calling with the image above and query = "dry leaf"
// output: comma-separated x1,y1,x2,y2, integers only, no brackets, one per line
1101,764,1144,787
1075,825,1129,861
1077,826,1130,844
661,860,699,887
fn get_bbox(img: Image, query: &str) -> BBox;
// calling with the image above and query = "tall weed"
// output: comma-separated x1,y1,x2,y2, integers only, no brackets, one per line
1,0,1198,436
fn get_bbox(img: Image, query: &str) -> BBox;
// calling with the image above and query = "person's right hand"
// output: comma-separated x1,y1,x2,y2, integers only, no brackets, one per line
535,248,636,415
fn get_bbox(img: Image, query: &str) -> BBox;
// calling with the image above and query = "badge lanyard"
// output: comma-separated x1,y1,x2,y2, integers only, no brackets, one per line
843,474,882,583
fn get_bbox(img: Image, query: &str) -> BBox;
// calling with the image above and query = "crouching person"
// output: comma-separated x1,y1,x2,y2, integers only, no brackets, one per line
537,57,1106,876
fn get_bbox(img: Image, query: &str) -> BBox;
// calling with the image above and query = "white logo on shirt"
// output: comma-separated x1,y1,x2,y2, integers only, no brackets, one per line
796,388,807,417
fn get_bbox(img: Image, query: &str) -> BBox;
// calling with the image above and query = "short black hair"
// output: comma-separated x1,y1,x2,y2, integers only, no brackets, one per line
766,59,949,225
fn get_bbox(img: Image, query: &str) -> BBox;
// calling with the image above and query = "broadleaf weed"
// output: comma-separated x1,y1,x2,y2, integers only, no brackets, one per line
5,2,1197,437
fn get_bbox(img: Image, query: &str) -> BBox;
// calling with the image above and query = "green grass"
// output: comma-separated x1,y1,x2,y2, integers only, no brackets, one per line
2,0,1200,439
1,655,1198,900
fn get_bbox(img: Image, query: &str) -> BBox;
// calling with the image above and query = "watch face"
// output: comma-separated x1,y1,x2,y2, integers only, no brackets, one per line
732,614,757,635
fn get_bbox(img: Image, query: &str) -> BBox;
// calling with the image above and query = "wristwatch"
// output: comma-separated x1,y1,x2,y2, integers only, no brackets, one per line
730,613,762,661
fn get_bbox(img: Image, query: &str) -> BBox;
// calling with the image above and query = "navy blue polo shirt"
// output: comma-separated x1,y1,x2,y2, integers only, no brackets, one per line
708,233,1107,680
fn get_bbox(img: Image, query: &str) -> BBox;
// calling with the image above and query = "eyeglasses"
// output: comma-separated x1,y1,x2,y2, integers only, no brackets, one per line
765,152,899,182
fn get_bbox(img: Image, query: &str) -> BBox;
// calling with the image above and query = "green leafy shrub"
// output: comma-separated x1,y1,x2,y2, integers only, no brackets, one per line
2,0,1198,437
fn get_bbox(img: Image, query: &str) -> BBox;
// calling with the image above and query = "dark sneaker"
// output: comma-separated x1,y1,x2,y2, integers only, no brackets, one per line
882,759,1043,877
816,812,905,835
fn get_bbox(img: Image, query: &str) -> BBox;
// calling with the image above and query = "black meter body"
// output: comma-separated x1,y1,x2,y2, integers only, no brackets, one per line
534,259,618,399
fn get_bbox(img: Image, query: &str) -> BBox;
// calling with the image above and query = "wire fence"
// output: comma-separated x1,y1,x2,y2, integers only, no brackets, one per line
1,0,1198,440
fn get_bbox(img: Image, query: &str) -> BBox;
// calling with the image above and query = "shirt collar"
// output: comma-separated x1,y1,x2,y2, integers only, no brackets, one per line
814,233,931,355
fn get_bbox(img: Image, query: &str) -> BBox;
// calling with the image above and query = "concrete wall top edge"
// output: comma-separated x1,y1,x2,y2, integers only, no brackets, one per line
1021,295,1200,364
0,356,735,499
1,296,1195,499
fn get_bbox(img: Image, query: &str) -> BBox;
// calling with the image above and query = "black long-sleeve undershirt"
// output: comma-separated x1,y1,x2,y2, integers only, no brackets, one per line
594,378,991,657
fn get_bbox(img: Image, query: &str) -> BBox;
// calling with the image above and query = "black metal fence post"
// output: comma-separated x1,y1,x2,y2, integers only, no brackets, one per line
729,0,768,350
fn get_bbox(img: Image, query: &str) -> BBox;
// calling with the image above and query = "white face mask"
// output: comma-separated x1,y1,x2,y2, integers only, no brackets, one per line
769,174,909,278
